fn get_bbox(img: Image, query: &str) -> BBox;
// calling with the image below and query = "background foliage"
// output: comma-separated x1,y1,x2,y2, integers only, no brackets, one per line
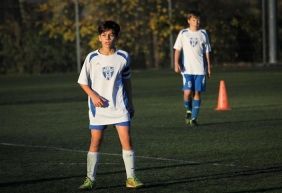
0,0,281,74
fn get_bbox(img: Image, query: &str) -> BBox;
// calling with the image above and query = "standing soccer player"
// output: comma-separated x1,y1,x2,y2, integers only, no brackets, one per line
78,20,143,190
174,10,211,127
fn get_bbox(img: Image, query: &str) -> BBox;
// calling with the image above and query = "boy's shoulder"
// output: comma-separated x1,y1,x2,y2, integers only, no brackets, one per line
199,29,209,35
86,50,99,62
179,28,189,34
198,29,209,39
116,49,129,60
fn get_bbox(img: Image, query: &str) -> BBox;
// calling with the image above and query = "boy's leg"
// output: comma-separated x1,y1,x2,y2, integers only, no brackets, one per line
183,90,193,123
115,124,134,178
182,74,194,124
183,90,192,110
79,129,104,190
189,75,205,126
191,92,201,122
116,124,143,188
87,129,104,180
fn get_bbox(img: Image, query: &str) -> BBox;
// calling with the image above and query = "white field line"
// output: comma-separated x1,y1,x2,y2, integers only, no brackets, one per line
0,142,246,167
0,142,196,163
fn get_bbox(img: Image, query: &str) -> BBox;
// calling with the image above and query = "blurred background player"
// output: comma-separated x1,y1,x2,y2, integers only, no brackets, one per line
77,20,143,190
174,10,211,127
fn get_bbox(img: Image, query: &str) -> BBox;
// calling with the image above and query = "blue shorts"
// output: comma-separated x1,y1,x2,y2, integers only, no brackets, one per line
182,74,206,92
89,121,131,130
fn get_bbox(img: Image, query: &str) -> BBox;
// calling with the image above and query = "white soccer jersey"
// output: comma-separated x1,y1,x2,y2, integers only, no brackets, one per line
78,49,131,125
174,28,211,75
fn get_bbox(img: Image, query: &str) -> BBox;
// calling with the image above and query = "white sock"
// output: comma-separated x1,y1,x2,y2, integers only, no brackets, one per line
87,151,99,181
122,149,135,179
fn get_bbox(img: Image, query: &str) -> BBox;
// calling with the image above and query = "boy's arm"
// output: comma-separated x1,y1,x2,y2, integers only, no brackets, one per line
123,79,134,118
205,52,211,78
79,84,106,107
174,49,181,73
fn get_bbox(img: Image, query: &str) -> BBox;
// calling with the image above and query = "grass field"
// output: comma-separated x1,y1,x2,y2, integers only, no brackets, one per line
0,68,282,193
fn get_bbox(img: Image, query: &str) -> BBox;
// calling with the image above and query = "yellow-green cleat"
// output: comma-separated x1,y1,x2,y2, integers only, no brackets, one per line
126,177,144,188
185,110,192,124
189,119,198,127
78,177,94,190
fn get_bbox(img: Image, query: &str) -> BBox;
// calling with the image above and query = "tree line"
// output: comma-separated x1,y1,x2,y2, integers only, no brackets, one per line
0,0,279,74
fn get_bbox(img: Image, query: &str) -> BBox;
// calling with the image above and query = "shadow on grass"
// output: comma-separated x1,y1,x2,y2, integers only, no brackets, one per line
227,186,282,193
141,165,282,189
0,162,212,188
0,175,84,188
1,164,282,192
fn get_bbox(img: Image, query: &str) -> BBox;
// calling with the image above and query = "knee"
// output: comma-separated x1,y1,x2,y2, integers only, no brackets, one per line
184,91,192,98
120,138,132,150
89,138,102,152
194,93,201,99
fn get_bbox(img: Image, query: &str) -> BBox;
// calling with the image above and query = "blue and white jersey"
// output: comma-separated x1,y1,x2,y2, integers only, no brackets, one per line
78,49,131,125
174,28,211,75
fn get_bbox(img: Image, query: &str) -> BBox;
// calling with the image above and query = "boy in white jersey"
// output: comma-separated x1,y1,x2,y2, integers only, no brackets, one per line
174,10,211,127
78,20,143,190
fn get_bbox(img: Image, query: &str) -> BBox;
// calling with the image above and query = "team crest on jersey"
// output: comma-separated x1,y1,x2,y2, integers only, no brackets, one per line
189,37,198,47
102,66,114,80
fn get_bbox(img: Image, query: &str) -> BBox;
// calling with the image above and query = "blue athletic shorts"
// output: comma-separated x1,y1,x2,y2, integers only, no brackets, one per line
89,121,131,130
182,74,206,92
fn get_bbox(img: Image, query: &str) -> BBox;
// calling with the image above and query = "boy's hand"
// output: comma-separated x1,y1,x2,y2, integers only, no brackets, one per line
91,95,107,107
207,71,211,78
207,67,211,78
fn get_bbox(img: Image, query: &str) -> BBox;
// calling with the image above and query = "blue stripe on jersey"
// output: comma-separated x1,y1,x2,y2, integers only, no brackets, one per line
123,66,130,73
122,79,129,110
181,29,188,34
122,72,130,78
201,30,208,37
89,53,98,62
89,99,96,117
117,51,128,61
201,30,209,53
122,66,130,78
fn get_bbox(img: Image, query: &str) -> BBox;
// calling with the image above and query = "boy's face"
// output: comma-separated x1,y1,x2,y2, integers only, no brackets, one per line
98,29,117,49
187,16,200,29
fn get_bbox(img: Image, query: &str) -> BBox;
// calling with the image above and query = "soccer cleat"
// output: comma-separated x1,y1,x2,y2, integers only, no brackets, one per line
126,177,144,188
78,177,94,190
189,119,198,127
185,110,192,124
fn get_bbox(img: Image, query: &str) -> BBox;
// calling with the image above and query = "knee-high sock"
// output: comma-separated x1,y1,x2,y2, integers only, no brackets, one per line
184,100,192,111
122,149,135,179
192,99,201,120
87,152,99,181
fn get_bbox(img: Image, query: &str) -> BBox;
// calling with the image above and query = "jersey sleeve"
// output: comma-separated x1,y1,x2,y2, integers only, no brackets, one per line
201,30,211,53
122,54,131,79
173,30,183,51
78,54,91,85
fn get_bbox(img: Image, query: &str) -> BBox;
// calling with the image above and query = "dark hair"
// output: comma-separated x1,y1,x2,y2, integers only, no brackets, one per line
187,10,201,19
98,20,120,36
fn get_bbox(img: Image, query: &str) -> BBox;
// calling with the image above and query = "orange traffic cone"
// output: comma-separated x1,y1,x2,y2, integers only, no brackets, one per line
215,80,231,111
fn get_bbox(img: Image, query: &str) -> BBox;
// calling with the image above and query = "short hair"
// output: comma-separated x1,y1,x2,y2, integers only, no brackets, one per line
98,20,120,36
187,10,201,19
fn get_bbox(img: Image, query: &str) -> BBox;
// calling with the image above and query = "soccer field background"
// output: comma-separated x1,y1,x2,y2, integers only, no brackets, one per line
0,68,282,193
